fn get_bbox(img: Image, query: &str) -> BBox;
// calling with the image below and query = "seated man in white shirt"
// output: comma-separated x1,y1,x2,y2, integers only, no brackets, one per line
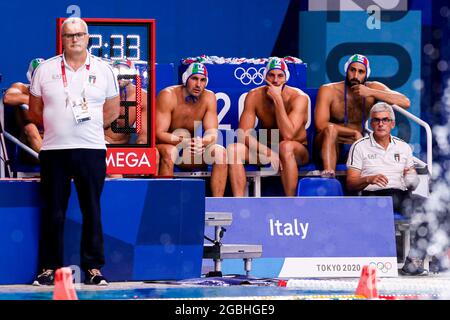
346,102,427,276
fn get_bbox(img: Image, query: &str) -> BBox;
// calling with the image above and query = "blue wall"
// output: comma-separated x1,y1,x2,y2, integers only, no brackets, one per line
0,179,205,284
0,0,290,87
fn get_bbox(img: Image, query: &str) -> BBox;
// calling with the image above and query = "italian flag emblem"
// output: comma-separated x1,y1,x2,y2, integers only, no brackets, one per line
88,75,96,84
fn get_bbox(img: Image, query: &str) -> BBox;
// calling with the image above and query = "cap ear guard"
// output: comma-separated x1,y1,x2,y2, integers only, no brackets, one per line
181,69,189,86
263,57,290,82
182,62,209,87
344,54,371,78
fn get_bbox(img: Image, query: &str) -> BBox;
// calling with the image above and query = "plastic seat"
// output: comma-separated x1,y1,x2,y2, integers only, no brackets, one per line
296,177,344,196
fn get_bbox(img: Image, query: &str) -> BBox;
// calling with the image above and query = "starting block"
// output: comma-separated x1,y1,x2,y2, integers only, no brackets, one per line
203,212,263,276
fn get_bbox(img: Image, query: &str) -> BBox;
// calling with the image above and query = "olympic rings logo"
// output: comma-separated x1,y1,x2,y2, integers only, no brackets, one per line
234,67,266,85
369,261,392,273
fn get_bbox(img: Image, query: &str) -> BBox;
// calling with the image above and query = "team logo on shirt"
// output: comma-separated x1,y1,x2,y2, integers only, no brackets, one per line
52,74,61,80
394,153,400,162
88,75,96,84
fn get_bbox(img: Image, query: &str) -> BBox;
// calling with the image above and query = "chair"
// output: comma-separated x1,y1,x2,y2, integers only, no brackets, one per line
296,177,344,196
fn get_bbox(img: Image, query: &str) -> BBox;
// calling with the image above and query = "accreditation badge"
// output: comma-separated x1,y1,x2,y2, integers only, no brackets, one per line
71,97,92,124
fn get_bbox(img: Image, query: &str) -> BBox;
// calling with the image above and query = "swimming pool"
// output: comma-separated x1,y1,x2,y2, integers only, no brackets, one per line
0,286,354,300
1,275,448,300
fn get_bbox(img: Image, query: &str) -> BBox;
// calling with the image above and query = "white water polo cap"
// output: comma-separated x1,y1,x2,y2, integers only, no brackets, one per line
344,54,371,79
182,62,209,86
263,57,290,82
112,59,136,76
26,58,45,82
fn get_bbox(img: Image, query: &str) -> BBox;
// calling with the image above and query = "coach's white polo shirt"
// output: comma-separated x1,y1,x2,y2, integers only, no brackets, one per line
346,133,415,191
30,52,118,150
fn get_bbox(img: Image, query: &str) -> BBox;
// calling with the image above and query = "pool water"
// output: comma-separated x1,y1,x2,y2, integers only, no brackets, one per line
0,285,354,300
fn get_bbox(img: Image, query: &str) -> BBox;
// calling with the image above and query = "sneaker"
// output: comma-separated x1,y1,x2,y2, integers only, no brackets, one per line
84,269,108,286
400,257,429,276
32,269,55,286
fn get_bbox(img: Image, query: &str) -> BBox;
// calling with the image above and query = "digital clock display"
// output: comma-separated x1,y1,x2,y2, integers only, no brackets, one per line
87,26,147,62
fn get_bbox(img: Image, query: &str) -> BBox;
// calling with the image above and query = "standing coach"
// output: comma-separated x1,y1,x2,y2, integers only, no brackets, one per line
29,17,120,286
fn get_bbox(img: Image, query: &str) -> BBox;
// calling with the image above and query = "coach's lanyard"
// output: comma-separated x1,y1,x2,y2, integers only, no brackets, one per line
344,83,365,133
61,58,92,123
61,58,91,105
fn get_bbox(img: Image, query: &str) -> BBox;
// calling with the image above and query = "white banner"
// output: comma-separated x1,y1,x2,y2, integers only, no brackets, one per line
279,257,398,277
